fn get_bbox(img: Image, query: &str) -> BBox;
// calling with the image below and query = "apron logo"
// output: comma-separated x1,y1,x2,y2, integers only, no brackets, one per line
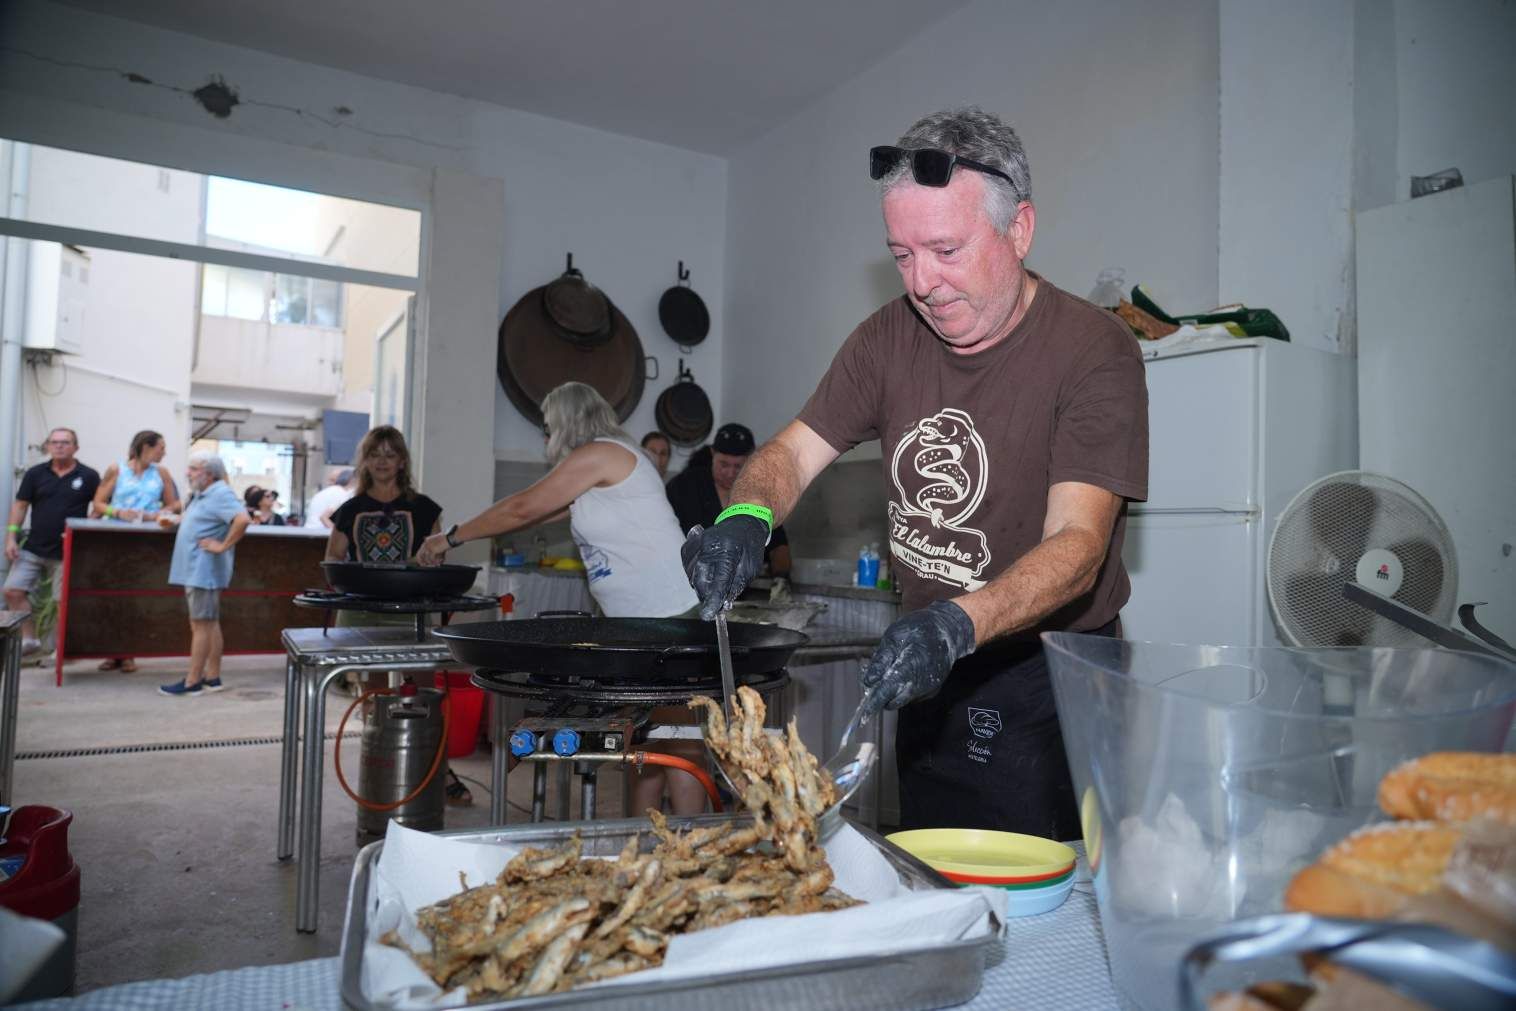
71,477,83,490
968,707,1003,739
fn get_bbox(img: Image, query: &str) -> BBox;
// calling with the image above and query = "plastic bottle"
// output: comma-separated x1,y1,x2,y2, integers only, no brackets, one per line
865,543,881,588
1088,268,1126,310
857,545,872,588
876,553,892,592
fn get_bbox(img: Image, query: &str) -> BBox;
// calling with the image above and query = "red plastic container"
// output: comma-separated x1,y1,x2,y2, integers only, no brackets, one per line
0,805,80,1000
434,671,486,759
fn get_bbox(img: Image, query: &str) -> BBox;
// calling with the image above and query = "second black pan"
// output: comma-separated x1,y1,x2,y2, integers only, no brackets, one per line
322,561,480,600
432,617,808,679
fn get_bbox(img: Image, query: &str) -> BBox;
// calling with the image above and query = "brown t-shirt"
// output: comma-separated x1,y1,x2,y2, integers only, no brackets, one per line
798,277,1148,633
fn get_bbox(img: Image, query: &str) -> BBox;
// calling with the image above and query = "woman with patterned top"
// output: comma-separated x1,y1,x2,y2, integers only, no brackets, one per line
323,426,472,805
90,429,182,673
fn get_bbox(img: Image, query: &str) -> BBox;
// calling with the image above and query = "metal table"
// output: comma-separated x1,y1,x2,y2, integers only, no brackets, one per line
0,611,26,807
277,626,512,934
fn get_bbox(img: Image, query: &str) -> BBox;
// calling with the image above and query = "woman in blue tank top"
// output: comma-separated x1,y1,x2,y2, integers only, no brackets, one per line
90,430,182,671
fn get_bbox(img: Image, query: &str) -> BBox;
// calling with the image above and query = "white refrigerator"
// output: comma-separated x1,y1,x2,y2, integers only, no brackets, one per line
1119,339,1357,647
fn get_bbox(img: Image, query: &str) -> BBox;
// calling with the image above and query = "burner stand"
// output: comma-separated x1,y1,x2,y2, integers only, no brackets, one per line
293,590,499,641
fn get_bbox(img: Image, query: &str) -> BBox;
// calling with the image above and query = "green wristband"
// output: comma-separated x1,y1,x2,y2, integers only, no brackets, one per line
6,524,19,533
715,503,774,531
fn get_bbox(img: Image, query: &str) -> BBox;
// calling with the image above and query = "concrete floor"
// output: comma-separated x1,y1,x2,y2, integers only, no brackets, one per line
8,653,630,994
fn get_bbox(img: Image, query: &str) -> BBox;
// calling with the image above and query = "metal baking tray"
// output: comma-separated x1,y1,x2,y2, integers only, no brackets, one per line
340,815,1000,1010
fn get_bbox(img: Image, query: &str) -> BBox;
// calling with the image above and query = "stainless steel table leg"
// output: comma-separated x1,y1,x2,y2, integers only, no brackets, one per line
555,762,570,821
531,762,547,823
296,664,350,934
578,762,597,821
0,632,20,807
277,657,301,861
489,695,508,824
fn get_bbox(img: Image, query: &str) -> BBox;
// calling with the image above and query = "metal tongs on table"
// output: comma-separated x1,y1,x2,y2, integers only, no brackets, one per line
706,610,879,840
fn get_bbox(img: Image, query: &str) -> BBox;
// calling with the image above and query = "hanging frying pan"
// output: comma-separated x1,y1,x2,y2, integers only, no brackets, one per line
658,260,709,350
433,616,807,679
654,359,713,446
497,254,656,425
541,253,613,348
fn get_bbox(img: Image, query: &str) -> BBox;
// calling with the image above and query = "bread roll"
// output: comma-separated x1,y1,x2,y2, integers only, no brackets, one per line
1378,752,1516,825
1283,821,1461,918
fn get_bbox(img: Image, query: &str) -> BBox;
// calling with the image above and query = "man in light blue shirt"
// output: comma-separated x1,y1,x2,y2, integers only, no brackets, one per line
161,451,250,696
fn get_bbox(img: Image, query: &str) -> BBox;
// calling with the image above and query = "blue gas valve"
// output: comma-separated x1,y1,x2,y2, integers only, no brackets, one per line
509,730,537,757
551,728,581,757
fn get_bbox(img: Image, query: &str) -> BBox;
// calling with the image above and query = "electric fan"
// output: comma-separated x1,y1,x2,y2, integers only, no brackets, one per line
1267,471,1458,647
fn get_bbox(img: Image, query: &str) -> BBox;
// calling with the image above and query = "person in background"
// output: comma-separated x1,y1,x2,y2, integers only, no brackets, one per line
640,431,672,479
304,468,354,530
4,428,100,657
682,107,1148,839
418,382,703,815
666,423,791,579
244,486,286,526
159,451,250,696
91,429,182,672
324,426,472,805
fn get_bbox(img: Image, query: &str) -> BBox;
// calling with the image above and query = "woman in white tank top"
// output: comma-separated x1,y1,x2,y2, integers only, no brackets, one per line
417,382,696,619
418,383,705,816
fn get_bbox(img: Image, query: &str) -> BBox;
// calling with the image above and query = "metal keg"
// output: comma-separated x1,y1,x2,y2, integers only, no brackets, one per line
356,685,446,846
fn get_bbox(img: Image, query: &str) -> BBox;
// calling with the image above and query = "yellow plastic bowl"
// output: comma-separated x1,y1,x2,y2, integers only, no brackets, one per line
886,829,1076,882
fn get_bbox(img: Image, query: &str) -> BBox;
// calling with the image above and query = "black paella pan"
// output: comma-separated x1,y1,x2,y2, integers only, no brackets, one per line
321,560,480,600
432,617,808,679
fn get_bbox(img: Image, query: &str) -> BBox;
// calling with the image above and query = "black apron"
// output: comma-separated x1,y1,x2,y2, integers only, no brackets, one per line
894,617,1120,840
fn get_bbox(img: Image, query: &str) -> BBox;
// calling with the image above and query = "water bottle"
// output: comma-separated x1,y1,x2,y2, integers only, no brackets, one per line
864,543,881,588
856,545,871,587
1088,268,1126,310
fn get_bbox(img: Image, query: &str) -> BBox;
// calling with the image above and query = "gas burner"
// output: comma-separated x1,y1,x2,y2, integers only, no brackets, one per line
293,590,500,641
294,589,499,613
472,666,788,706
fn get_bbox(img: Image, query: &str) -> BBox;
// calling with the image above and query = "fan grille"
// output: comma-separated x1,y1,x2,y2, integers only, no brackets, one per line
1268,472,1458,647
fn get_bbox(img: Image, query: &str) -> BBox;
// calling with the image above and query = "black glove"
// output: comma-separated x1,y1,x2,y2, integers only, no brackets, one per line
859,600,977,715
681,516,769,620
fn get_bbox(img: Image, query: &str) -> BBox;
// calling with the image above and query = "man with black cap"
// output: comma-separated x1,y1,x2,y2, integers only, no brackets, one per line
666,423,791,579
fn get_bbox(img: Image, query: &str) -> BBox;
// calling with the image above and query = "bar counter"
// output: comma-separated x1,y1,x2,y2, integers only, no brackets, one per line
53,519,329,684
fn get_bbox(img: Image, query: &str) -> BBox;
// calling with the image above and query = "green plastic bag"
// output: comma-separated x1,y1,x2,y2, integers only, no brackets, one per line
1132,285,1290,341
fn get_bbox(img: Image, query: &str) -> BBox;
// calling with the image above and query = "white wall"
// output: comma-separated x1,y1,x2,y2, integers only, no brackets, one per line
1220,0,1356,353
17,144,198,482
0,0,727,521
1389,0,1516,194
722,0,1220,442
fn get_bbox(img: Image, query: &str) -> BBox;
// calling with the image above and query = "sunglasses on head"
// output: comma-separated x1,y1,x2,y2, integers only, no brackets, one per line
869,145,1016,189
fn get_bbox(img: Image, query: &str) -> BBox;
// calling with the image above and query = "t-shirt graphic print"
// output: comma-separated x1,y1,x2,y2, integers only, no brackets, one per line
887,408,991,590
353,509,415,563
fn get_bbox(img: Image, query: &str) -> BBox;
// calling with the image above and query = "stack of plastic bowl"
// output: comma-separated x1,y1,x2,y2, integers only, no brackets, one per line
1042,634,1516,1011
885,829,1078,916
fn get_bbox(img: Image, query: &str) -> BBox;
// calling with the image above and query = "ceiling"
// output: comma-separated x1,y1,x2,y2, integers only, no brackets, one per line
60,0,973,154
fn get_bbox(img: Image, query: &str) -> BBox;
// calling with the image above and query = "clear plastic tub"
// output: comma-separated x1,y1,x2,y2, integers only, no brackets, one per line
1041,636,1516,1011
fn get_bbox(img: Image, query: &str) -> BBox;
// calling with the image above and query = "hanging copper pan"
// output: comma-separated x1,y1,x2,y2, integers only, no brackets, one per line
497,256,654,425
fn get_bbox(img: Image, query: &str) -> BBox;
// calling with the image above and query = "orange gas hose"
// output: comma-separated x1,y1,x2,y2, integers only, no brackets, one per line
334,684,451,812
630,751,723,812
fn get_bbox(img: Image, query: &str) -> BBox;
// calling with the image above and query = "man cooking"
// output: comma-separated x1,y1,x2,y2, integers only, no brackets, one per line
666,423,791,579
682,107,1148,839
4,427,100,656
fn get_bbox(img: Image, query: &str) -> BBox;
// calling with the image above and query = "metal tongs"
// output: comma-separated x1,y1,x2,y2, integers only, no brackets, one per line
705,611,879,839
1180,913,1516,1011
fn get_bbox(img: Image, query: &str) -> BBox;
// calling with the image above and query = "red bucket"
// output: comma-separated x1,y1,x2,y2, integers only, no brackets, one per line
434,671,485,759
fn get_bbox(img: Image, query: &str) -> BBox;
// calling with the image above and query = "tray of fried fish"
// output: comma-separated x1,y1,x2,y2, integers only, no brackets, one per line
339,814,992,1011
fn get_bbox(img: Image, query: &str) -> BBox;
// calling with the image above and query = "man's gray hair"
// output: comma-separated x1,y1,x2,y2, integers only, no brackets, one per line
187,450,228,482
878,106,1031,234
541,382,630,465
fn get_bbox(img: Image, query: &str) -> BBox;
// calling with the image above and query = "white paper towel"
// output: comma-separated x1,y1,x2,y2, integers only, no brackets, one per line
359,820,1006,1009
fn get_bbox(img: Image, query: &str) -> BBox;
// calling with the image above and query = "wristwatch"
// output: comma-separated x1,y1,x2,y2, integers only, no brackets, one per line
444,524,463,548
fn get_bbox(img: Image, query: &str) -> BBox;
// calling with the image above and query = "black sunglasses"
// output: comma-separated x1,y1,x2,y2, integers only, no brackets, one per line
869,145,1016,190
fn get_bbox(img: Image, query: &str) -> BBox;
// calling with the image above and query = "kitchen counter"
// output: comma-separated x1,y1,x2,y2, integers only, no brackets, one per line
750,575,902,604
50,519,329,682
